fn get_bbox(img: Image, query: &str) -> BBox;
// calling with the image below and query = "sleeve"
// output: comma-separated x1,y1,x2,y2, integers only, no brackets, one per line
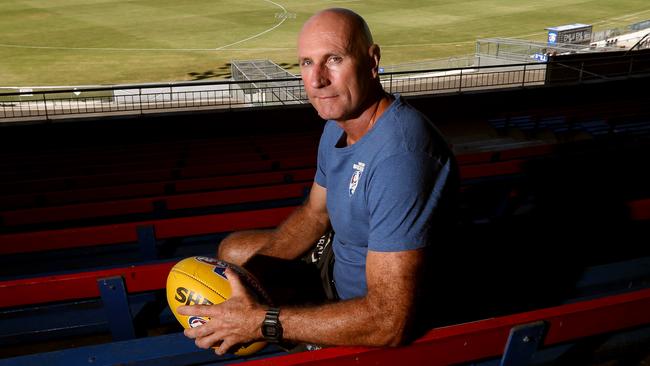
366,152,450,252
314,125,330,188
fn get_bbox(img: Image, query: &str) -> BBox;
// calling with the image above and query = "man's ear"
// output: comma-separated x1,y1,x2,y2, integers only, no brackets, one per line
369,44,381,78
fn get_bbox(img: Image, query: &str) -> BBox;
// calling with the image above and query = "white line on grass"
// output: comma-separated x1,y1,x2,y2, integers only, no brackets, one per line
0,43,294,52
0,43,219,52
0,0,290,52
215,0,288,50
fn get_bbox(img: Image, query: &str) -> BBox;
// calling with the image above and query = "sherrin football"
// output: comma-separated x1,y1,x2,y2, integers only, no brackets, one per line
166,256,273,356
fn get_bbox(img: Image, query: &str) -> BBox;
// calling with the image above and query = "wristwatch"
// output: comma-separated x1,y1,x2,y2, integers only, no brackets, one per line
261,307,283,343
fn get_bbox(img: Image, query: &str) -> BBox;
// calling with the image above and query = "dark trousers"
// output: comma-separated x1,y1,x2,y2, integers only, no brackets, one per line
243,231,337,307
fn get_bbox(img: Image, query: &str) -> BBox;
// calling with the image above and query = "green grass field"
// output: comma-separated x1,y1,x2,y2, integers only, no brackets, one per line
1,0,649,86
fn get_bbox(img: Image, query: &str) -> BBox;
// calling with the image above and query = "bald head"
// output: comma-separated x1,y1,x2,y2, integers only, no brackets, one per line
300,8,374,58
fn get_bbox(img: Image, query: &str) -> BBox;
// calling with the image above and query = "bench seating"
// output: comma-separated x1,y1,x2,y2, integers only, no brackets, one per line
1,281,648,366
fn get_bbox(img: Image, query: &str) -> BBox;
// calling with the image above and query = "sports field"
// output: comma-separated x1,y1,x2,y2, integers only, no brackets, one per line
1,0,649,86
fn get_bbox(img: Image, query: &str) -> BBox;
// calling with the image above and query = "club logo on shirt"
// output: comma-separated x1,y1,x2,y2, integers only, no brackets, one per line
349,162,365,196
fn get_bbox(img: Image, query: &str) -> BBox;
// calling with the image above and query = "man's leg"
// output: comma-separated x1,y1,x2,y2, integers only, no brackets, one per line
218,230,329,306
218,230,272,266
301,231,338,301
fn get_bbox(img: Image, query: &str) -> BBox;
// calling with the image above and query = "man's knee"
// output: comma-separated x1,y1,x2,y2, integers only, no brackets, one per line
217,231,266,265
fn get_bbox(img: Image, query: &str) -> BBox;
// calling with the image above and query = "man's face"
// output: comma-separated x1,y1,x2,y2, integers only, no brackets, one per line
298,19,373,122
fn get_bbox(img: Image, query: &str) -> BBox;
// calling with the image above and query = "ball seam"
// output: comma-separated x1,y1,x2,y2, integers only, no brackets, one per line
171,268,229,301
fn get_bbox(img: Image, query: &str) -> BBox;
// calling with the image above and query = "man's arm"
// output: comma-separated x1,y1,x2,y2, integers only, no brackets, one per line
180,247,425,353
281,248,424,346
218,182,330,265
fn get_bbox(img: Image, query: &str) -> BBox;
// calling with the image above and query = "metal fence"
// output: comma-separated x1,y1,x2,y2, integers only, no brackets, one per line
0,58,644,123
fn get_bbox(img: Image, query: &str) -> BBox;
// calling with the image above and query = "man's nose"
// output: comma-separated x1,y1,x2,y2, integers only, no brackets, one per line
309,64,330,89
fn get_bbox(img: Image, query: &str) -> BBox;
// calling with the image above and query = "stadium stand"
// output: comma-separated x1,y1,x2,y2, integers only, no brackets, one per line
1,63,650,365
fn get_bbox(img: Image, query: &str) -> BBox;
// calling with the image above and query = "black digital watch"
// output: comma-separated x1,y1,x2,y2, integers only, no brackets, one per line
261,307,283,343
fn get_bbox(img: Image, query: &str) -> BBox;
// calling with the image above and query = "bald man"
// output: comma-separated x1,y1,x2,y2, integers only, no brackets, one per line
179,8,458,354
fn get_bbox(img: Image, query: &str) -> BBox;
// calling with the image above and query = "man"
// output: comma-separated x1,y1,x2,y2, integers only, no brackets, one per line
178,8,458,354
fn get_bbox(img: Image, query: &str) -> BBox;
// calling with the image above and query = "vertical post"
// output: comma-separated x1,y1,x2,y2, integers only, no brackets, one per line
389,73,393,94
98,276,136,341
139,87,143,115
500,321,546,366
522,64,527,87
137,225,158,260
579,62,584,82
458,69,463,92
42,93,49,120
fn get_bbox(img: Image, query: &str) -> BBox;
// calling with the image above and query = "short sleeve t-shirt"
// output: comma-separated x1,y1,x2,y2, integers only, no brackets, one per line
315,94,455,300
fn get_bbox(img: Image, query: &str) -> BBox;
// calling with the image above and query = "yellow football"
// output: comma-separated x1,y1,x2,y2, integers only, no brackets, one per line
166,256,272,356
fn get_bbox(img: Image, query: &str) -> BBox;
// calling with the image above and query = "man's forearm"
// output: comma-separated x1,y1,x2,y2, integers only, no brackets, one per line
218,182,329,265
259,203,330,260
280,295,410,347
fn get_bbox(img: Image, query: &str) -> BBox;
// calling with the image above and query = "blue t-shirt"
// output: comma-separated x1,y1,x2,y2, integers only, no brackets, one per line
315,95,455,300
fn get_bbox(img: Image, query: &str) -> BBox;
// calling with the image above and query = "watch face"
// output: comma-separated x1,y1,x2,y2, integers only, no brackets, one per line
263,324,279,337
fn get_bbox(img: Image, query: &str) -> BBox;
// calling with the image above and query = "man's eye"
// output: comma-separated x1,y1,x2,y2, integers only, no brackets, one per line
301,59,312,67
328,56,342,64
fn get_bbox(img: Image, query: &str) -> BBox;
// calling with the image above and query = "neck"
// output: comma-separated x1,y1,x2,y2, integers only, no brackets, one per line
337,89,392,146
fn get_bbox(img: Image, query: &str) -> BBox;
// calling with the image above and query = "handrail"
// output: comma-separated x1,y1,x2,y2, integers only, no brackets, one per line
0,61,542,97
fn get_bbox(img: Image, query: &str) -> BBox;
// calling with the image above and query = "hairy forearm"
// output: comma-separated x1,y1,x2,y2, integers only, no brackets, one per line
260,204,330,260
281,295,411,347
218,181,329,266
278,250,423,347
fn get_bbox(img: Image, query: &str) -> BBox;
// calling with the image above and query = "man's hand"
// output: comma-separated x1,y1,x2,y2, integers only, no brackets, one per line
177,268,266,355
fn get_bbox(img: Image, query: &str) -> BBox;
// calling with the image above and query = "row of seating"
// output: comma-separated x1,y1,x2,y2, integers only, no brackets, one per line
0,141,554,213
0,168,316,211
487,99,650,139
2,255,649,365
0,206,295,256
0,133,552,202
0,153,317,197
0,130,319,163
0,142,319,185
0,159,533,230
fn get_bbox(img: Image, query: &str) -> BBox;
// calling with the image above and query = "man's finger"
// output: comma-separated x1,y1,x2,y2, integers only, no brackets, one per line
177,304,216,316
196,331,226,350
184,317,220,339
215,337,237,356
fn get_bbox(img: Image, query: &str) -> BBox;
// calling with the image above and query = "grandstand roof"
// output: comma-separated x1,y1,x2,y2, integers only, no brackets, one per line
546,23,591,32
